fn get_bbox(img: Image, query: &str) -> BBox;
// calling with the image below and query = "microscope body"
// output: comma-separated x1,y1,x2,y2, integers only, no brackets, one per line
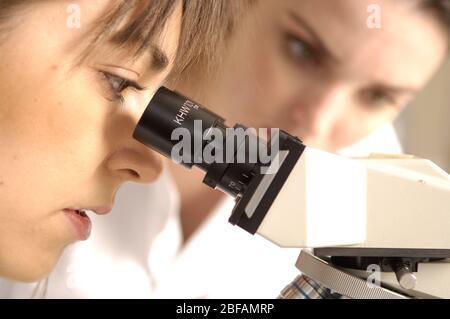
234,148,450,298
133,87,450,299
229,145,450,298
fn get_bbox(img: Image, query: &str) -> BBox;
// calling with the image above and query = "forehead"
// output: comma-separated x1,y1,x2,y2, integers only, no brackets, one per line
69,0,182,75
276,0,448,87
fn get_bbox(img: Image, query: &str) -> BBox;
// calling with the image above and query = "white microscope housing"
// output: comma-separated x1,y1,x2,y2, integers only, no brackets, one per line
250,149,450,299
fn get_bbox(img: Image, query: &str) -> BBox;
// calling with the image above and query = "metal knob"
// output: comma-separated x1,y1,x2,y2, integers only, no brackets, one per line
394,264,417,290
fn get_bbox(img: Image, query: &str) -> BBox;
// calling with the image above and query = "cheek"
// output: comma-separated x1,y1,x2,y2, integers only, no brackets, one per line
0,39,111,200
213,40,296,127
329,108,398,150
0,67,110,211
0,69,109,279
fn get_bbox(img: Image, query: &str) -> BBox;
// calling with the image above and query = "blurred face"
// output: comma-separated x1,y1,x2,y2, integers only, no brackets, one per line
0,0,181,281
182,0,447,151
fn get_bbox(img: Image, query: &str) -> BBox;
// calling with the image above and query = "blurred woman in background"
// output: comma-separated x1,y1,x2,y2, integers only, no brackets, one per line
158,0,449,298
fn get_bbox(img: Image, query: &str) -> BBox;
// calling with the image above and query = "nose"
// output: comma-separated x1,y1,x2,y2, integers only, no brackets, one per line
106,143,163,184
105,89,163,184
292,84,349,139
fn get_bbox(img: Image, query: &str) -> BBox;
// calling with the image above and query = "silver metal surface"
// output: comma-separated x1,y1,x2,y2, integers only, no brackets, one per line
278,275,344,299
245,150,288,218
395,265,418,290
295,250,408,299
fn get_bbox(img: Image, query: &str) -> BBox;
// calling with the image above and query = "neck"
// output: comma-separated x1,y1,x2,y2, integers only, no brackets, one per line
168,161,225,243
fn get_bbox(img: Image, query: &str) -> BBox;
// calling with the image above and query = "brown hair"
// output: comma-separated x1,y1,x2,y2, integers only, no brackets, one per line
422,0,450,34
0,0,248,78
174,1,251,79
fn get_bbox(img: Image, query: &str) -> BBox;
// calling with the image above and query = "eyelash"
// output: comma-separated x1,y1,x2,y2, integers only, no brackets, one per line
101,71,144,104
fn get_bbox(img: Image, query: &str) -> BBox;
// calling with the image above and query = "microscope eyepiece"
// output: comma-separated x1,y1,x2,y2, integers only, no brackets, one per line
133,86,305,233
133,87,262,197
133,87,222,172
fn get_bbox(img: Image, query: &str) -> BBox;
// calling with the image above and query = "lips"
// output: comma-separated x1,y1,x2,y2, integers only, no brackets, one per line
63,209,92,241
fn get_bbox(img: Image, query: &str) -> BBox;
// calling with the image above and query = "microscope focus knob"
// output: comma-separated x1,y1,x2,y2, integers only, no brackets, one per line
394,264,417,290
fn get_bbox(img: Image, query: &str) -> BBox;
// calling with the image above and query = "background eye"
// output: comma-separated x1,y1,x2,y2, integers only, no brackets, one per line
361,89,397,107
286,35,315,61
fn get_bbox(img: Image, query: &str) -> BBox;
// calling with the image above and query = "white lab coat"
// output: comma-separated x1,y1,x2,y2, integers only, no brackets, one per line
0,125,402,298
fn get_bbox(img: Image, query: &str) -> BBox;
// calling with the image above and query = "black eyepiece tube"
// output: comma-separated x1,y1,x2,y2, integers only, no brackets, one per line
133,87,264,198
133,87,306,233
133,87,224,172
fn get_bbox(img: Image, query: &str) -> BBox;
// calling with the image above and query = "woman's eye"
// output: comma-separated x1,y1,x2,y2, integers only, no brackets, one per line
285,34,316,63
107,73,128,92
362,89,397,108
103,72,131,93
100,72,144,102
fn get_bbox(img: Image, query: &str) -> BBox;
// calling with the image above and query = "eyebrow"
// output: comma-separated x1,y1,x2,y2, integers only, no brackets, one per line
288,11,341,64
109,37,170,73
372,83,419,95
288,12,420,95
150,45,170,71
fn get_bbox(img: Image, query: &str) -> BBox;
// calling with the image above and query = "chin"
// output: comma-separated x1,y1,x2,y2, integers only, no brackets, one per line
0,246,63,283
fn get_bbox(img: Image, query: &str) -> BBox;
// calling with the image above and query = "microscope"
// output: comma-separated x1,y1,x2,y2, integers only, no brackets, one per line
133,87,450,299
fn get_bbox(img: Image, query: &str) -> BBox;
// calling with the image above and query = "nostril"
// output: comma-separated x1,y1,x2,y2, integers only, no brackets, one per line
106,148,162,184
122,169,140,180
